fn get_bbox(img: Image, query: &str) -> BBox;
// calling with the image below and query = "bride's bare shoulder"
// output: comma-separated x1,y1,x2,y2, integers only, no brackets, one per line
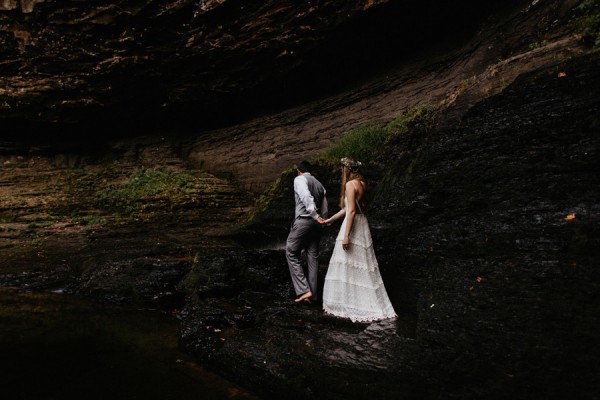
346,179,366,193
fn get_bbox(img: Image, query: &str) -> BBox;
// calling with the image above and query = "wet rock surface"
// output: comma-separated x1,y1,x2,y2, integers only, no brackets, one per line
372,53,600,398
0,139,251,308
178,258,425,399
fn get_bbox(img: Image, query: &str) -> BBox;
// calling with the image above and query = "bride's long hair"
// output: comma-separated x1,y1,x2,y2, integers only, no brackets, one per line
339,158,365,209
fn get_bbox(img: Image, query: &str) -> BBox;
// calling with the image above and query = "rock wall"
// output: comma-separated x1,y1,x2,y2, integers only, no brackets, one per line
185,1,585,191
0,0,585,193
371,52,600,398
1,0,521,140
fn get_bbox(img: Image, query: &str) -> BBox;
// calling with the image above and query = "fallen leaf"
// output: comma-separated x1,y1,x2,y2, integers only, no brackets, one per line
565,213,576,221
558,71,567,78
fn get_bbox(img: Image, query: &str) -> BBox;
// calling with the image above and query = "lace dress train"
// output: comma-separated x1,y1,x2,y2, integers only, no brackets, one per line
323,213,397,323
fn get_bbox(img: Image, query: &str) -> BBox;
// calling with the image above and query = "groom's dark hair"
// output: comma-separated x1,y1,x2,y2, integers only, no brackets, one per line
297,160,311,173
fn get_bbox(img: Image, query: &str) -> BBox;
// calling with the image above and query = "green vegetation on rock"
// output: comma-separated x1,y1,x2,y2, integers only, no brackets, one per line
247,167,295,222
248,105,437,222
95,169,209,218
317,104,436,168
575,0,600,48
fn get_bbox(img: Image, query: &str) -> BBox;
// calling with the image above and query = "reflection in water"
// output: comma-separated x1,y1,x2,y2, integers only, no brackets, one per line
0,288,260,400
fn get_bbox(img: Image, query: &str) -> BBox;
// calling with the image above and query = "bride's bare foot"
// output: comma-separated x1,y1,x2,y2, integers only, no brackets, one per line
294,291,313,303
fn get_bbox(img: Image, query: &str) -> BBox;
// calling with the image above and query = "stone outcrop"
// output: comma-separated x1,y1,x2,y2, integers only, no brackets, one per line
0,1,575,144
184,0,589,190
185,33,585,191
0,0,587,191
0,0,416,138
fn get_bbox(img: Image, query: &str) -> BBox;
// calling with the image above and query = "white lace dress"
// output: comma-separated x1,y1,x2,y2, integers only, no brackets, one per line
322,200,397,323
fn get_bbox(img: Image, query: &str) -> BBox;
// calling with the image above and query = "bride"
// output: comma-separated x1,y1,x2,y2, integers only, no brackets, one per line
318,157,396,323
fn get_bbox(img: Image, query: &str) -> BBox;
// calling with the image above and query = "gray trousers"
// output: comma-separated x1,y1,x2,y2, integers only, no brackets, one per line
286,217,322,301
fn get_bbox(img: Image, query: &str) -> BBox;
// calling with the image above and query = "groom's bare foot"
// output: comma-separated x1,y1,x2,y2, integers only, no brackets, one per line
294,291,313,303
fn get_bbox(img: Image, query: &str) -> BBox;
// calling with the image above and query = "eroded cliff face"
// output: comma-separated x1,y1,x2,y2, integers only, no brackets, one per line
181,0,586,190
1,1,586,190
1,0,381,137
1,0,563,144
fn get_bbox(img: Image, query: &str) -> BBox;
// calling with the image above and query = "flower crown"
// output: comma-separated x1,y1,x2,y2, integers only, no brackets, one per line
340,157,362,170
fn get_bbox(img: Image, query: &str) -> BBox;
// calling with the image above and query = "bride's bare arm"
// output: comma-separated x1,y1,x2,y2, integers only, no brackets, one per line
323,208,346,225
342,181,357,250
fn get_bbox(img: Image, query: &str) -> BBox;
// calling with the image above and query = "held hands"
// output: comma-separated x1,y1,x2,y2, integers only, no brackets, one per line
317,216,332,226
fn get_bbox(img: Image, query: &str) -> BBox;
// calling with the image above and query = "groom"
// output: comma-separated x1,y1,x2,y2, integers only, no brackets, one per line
286,160,328,304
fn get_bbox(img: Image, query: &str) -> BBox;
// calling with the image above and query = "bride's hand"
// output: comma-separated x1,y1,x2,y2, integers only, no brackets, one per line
342,238,350,251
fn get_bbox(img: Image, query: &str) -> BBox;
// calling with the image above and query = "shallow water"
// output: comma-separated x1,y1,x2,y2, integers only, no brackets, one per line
0,288,260,400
